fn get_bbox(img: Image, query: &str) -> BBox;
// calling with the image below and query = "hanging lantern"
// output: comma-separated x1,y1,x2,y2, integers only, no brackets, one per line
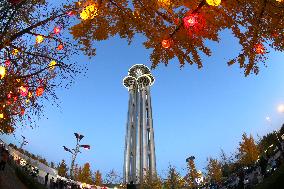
19,86,28,97
67,11,73,16
36,86,44,96
36,35,44,44
158,0,171,7
13,96,18,102
162,39,172,49
183,14,198,28
206,0,221,6
12,49,19,55
0,66,6,79
49,60,57,70
28,91,32,98
57,44,63,50
21,108,25,116
5,60,10,66
80,4,99,20
54,27,61,34
255,43,265,54
16,79,21,82
0,113,3,119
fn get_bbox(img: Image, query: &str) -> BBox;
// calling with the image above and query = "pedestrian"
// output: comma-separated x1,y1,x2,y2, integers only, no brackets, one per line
0,149,9,171
50,177,55,189
45,173,49,186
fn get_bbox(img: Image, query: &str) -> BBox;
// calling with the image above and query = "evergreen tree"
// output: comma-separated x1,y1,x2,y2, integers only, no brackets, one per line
164,165,184,189
93,170,103,186
185,158,198,188
238,133,260,166
140,170,163,189
77,163,93,184
206,157,222,185
57,160,69,177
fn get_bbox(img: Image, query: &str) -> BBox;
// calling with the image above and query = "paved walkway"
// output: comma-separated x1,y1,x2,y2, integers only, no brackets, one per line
0,163,27,189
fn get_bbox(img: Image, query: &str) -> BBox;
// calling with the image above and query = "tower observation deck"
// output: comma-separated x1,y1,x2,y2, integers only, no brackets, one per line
123,64,156,184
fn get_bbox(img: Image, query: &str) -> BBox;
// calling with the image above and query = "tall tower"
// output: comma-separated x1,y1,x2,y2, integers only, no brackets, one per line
123,64,156,184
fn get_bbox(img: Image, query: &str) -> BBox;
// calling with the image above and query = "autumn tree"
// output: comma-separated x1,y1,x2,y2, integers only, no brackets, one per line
185,157,198,188
164,165,185,189
0,0,82,134
237,133,260,166
93,170,103,186
70,0,284,76
140,170,163,189
206,157,222,185
77,163,93,184
57,159,69,177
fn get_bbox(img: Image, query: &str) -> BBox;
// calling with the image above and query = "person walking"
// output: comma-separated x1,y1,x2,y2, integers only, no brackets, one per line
45,173,49,187
0,149,9,171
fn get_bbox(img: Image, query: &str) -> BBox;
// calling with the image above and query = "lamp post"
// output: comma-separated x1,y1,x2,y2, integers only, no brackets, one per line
20,135,28,149
63,132,90,179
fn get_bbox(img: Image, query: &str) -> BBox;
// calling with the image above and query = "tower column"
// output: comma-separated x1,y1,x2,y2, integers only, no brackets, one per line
123,64,156,184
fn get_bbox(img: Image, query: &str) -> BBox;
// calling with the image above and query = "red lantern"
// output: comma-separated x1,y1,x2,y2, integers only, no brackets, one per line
54,27,61,34
36,86,44,96
5,60,10,66
255,43,265,54
19,86,28,97
13,96,18,102
162,39,172,49
183,14,198,28
21,108,25,116
57,44,64,50
67,11,73,16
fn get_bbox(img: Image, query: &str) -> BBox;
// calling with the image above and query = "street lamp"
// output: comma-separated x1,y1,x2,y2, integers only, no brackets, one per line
63,132,90,179
20,135,28,149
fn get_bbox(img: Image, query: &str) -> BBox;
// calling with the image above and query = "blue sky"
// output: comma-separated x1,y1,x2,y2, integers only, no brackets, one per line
3,28,284,178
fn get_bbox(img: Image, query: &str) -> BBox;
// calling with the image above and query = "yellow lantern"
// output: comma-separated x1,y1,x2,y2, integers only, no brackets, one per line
12,49,19,55
0,113,3,119
49,60,57,70
80,4,98,20
158,0,171,7
206,0,221,6
36,35,44,44
0,66,6,79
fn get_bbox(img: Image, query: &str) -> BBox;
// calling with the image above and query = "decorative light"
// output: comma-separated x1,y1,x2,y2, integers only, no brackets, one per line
206,0,221,6
67,11,73,16
276,0,283,2
158,0,171,7
28,92,32,98
49,60,57,70
254,43,265,54
36,35,44,44
57,44,63,50
183,14,198,28
12,49,19,55
0,66,6,79
19,86,28,97
21,108,25,116
36,86,44,96
54,27,61,34
80,4,99,20
0,113,3,119
162,39,172,49
16,79,21,82
5,60,10,66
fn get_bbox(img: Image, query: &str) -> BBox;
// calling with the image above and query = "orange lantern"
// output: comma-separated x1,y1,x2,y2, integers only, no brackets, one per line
57,44,63,50
21,108,25,115
36,86,44,96
255,43,265,54
162,39,172,49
